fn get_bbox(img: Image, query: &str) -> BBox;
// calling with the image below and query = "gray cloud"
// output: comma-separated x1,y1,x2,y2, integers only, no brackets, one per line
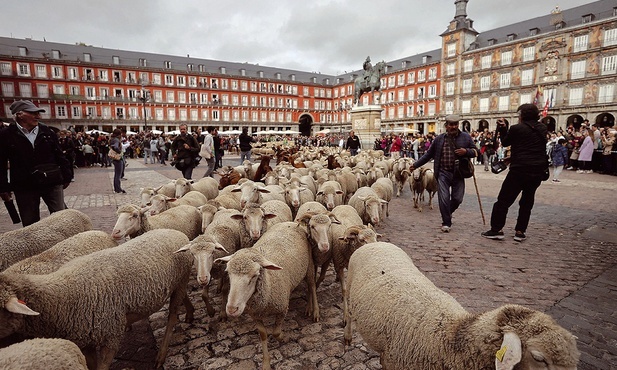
0,0,591,75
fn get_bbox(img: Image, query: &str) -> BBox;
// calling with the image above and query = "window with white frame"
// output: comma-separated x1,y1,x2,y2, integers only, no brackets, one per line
543,88,556,107
498,96,509,111
445,82,454,96
112,56,120,65
152,74,161,85
19,83,32,97
221,79,228,89
408,88,414,100
167,109,176,120
166,91,174,103
53,85,64,95
17,63,30,76
56,106,67,118
1,82,14,97
603,28,617,47
177,76,185,86
428,67,437,80
417,104,424,116
519,93,532,105
408,71,415,83
178,91,186,103
101,107,111,119
522,46,535,62
165,75,174,86
481,55,492,69
407,105,414,117
398,90,405,101
418,87,425,98
521,69,534,86
599,84,614,103
189,92,197,104
428,103,436,116
72,106,81,118
20,47,28,57
418,70,426,81
480,76,491,91
128,107,138,119
99,87,108,99
1,62,12,75
463,59,473,73
388,76,395,88
397,74,405,85
37,84,49,98
388,107,395,119
479,97,489,112
462,79,472,93
501,51,512,66
461,100,471,113
571,60,586,79
500,73,511,89
201,110,209,120
397,106,404,118
573,34,588,52
444,101,453,115
35,65,46,78
155,108,163,120
153,90,162,103
602,55,617,74
179,109,187,121
232,80,238,90
429,84,437,97
446,63,455,76
568,87,584,105
260,111,267,122
447,43,456,57
87,107,96,118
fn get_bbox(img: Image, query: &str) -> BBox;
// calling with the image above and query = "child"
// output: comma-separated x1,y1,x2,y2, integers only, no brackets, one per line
551,138,569,182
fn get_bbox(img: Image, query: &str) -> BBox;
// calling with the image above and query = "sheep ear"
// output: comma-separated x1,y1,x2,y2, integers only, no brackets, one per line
214,242,229,253
175,244,191,253
264,213,278,220
5,297,40,316
214,255,233,264
495,332,522,370
260,258,283,270
230,214,244,220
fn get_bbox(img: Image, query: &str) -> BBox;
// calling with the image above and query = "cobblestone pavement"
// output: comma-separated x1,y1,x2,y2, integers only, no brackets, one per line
1,157,616,370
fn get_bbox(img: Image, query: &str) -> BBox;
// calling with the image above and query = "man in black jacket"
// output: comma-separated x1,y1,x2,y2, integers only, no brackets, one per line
482,104,549,242
0,100,73,226
239,127,255,163
171,124,200,179
345,130,361,156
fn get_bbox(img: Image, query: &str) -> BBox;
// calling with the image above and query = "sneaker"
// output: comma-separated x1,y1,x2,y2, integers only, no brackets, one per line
481,230,504,240
441,225,451,233
513,231,527,242
566,166,573,170
585,170,593,174
576,170,584,173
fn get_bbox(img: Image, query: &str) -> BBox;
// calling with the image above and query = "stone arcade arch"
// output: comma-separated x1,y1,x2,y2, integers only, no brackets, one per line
461,120,471,133
594,112,615,127
541,116,556,132
477,119,489,132
566,114,586,131
298,114,314,137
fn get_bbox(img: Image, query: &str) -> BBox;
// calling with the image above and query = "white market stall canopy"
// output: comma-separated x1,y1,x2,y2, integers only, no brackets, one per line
390,127,418,134
315,128,331,135
219,129,242,135
125,130,138,136
85,129,109,135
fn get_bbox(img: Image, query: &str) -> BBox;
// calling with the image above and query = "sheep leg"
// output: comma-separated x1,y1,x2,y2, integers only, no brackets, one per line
343,277,353,346
305,256,320,322
201,286,216,318
315,260,330,288
155,289,183,369
255,320,272,370
183,292,195,323
429,192,435,210
82,347,97,370
96,343,119,370
272,315,286,342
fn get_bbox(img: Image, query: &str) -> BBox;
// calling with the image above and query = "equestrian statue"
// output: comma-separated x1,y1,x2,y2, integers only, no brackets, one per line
353,56,386,106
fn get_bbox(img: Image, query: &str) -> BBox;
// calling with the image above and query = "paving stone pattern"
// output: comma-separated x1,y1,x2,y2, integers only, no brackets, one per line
1,157,615,369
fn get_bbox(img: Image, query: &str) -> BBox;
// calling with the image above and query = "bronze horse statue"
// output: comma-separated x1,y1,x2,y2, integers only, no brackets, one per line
353,61,386,106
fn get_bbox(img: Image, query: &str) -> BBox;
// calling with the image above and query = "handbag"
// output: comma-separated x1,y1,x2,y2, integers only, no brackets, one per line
491,158,508,174
448,135,475,179
31,163,64,187
108,148,122,161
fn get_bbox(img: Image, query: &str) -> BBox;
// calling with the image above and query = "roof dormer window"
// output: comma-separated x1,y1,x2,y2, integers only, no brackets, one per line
506,34,516,42
488,38,497,46
582,14,593,24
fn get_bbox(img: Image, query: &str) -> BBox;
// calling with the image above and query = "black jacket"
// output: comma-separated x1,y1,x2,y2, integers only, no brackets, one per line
498,120,548,173
171,134,199,160
0,122,73,192
346,135,361,150
239,133,254,152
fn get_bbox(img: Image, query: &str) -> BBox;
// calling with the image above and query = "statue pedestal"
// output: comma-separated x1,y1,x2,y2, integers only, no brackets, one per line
351,105,384,151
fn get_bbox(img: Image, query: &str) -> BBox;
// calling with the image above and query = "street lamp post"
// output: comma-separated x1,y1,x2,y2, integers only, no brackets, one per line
139,85,150,132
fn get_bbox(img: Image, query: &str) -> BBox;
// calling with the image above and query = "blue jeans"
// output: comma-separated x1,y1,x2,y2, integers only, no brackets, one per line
437,169,466,227
350,148,358,156
240,150,251,163
112,159,123,192
203,157,215,178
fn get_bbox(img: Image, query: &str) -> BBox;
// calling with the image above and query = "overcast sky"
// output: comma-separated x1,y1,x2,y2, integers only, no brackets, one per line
0,0,592,75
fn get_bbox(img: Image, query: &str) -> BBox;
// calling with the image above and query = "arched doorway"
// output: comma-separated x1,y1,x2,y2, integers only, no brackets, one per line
566,114,585,130
477,119,489,132
461,120,471,133
595,112,615,127
541,116,556,132
298,114,313,137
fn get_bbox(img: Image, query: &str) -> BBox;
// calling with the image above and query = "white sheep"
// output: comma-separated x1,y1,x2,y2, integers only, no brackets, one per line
175,176,219,199
0,338,88,370
315,180,344,211
198,199,224,233
411,167,437,212
293,201,328,222
344,242,580,370
0,209,92,272
348,186,388,226
148,190,208,215
215,221,319,370
213,186,243,211
230,180,285,208
391,158,413,197
0,229,195,370
230,200,292,249
282,182,315,218
154,180,178,197
111,203,201,241
3,230,118,275
370,176,393,218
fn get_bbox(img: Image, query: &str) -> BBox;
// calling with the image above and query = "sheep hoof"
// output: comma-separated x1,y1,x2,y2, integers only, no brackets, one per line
344,337,352,346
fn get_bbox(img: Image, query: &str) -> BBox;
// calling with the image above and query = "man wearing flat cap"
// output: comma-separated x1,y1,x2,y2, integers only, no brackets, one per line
0,100,73,226
410,114,477,233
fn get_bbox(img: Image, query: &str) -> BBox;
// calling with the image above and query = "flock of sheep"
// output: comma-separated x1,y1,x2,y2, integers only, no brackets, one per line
0,146,580,369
